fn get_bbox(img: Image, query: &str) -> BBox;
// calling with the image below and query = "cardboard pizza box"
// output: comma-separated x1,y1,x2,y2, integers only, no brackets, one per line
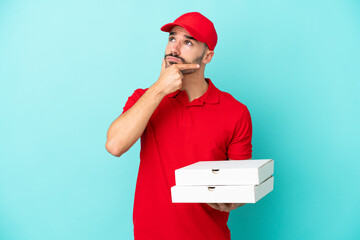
175,159,274,186
171,176,274,203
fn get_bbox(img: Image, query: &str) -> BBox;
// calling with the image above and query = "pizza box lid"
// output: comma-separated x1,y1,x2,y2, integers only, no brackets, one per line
175,159,274,186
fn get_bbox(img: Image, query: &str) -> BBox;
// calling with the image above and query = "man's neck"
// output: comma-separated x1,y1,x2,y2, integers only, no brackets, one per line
181,71,209,103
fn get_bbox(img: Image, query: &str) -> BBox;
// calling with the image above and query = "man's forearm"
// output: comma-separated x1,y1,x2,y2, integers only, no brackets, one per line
105,83,166,157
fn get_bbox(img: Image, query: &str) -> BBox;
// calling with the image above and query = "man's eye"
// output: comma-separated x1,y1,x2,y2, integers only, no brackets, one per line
169,37,175,42
185,40,193,46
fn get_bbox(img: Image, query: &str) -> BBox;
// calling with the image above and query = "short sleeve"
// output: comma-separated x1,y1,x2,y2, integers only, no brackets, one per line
121,88,148,115
227,106,253,160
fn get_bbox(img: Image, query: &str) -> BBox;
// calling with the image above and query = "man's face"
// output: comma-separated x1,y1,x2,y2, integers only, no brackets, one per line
164,26,207,75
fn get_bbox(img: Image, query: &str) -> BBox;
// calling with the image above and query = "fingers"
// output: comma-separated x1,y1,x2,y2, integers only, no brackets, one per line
207,203,222,211
220,203,231,212
235,203,246,208
175,63,200,70
207,203,231,212
161,60,200,72
207,203,246,212
207,203,220,210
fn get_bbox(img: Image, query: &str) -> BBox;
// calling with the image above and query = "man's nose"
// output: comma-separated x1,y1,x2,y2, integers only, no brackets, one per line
171,41,181,56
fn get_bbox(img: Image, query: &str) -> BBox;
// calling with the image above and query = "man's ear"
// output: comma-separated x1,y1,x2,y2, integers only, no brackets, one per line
202,50,215,64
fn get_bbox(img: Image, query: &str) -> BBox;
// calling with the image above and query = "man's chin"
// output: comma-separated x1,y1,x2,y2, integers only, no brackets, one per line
167,61,200,75
181,69,198,75
165,61,180,68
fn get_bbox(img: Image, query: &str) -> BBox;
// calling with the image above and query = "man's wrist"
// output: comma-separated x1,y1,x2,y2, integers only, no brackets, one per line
147,83,167,101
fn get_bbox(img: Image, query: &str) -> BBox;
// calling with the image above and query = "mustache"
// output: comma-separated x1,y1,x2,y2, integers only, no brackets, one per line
164,53,185,63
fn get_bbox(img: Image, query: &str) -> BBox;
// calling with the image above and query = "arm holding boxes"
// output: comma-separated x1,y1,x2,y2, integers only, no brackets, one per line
203,105,254,213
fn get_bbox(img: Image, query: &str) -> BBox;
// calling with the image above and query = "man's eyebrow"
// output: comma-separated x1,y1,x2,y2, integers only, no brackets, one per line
169,32,198,42
184,35,198,42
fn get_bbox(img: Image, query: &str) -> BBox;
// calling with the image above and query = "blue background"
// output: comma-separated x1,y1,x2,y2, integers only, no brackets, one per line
1,0,359,239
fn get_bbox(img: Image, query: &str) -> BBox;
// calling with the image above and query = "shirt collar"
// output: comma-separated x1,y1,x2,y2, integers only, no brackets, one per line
166,78,220,105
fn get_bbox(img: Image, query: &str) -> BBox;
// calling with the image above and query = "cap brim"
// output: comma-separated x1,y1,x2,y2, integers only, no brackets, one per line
160,23,178,32
160,23,205,43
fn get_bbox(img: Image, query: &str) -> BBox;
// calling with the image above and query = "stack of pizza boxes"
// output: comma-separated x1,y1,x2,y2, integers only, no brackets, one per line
171,159,274,203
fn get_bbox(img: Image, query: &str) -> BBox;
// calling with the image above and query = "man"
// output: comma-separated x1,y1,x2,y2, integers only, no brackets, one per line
106,12,252,240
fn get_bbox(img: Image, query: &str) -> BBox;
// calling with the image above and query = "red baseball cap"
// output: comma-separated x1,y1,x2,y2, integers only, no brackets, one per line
160,12,218,51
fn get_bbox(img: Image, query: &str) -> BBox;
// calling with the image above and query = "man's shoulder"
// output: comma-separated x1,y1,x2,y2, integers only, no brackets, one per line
218,90,249,111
